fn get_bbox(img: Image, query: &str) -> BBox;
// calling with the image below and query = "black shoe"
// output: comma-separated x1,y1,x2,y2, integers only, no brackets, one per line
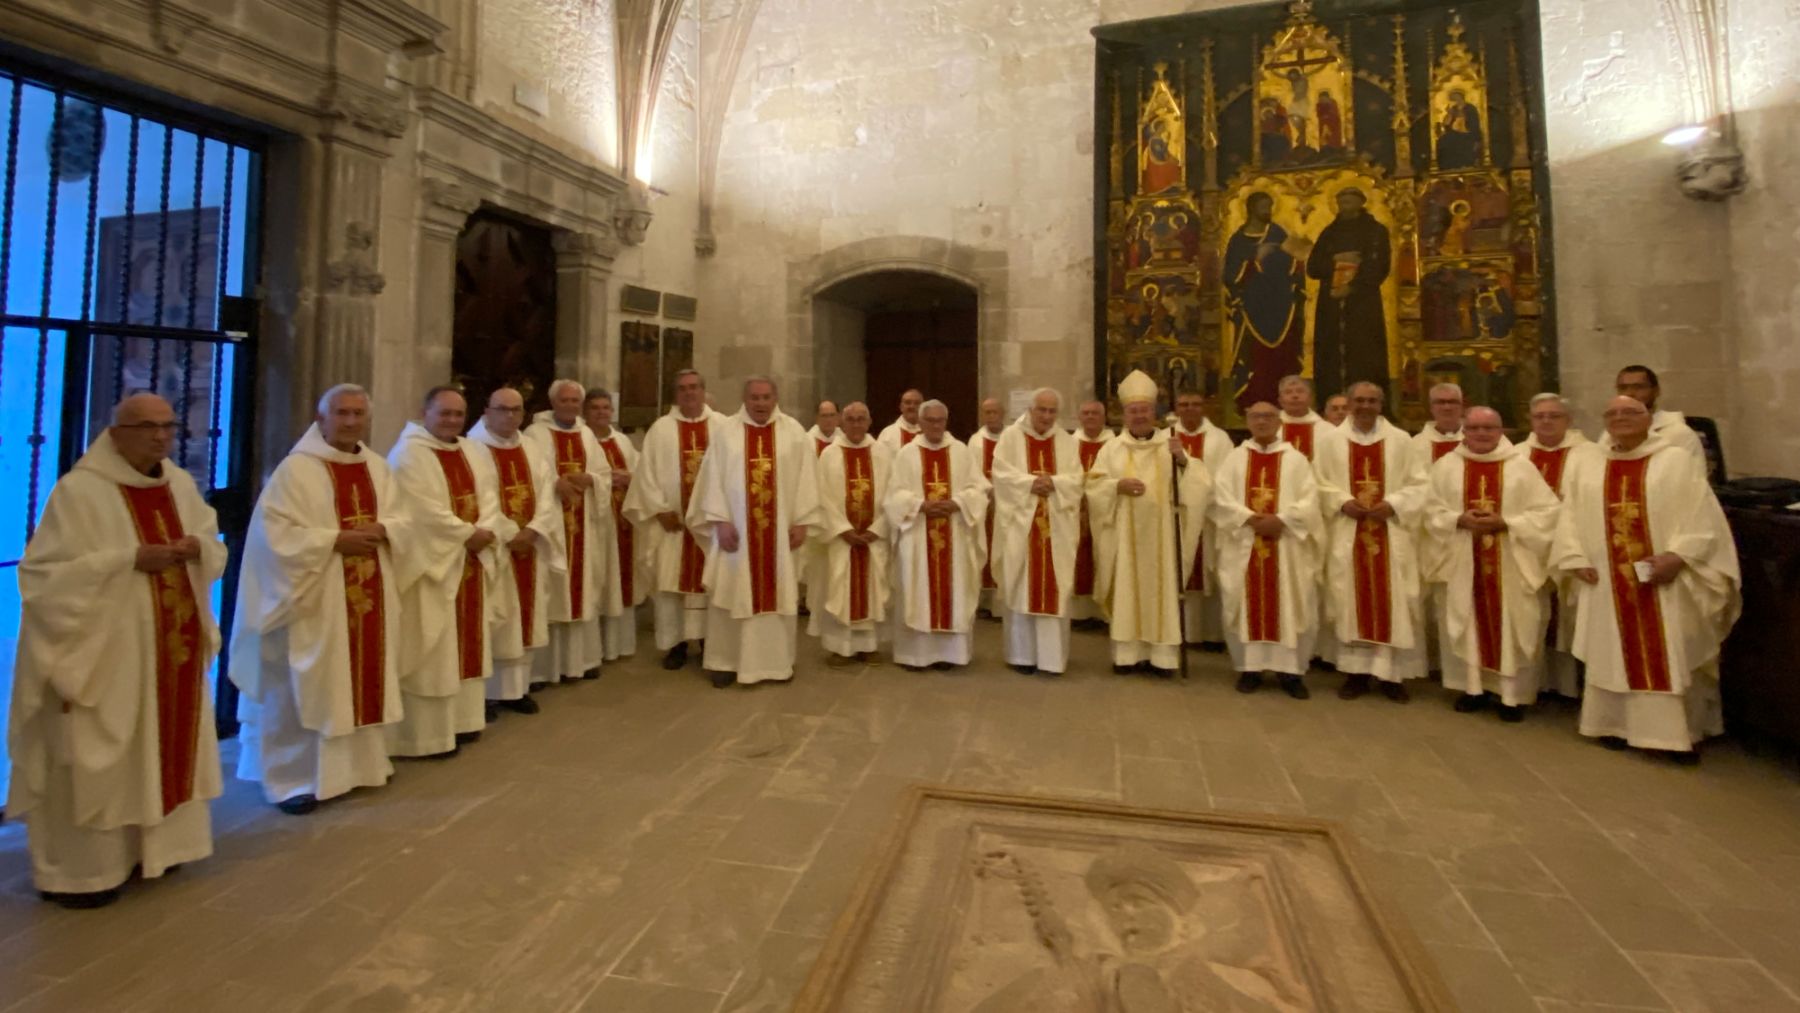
277,793,318,816
40,888,120,910
1146,666,1175,679
1599,735,1630,751
1338,674,1371,700
484,702,500,723
1454,693,1487,713
708,670,736,689
1113,664,1135,675
692,641,705,666
1010,663,1038,676
529,681,550,692
1380,681,1410,703
1236,671,1262,694
1667,749,1700,766
502,696,540,715
661,643,689,670
1496,704,1525,723
581,667,601,680
455,731,481,745
1279,674,1310,700
931,661,957,671
902,664,929,672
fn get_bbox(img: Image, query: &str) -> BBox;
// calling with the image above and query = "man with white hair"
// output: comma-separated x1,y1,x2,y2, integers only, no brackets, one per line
1315,382,1428,702
1412,382,1466,466
687,376,820,686
1170,388,1234,646
584,388,645,661
1088,371,1211,677
1424,406,1561,721
807,400,840,456
810,401,893,665
990,389,1086,675
974,396,1007,617
1070,399,1115,624
1522,392,1593,697
231,384,411,815
887,399,990,669
1551,396,1739,762
523,378,613,684
384,386,506,757
624,368,722,670
468,386,564,716
877,388,925,451
9,393,227,907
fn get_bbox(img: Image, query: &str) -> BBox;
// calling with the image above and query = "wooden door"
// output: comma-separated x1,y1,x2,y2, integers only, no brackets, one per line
453,212,558,420
864,307,979,439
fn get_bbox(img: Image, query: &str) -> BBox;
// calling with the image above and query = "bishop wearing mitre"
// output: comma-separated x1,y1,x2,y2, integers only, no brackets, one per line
1169,388,1234,644
469,386,564,716
1522,392,1594,698
1423,407,1561,721
1069,400,1114,623
1551,396,1740,762
624,368,721,670
1210,402,1322,697
524,379,612,683
585,388,646,661
231,384,411,815
1087,370,1211,677
809,401,892,665
8,394,227,908
688,377,820,687
384,387,506,757
1315,382,1429,702
991,389,1086,676
886,399,990,670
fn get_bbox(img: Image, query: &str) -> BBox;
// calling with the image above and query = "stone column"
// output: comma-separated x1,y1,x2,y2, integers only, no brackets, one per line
417,176,482,391
553,230,622,386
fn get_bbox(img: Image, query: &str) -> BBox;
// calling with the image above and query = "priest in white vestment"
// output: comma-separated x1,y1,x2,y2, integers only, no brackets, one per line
1070,400,1114,624
1169,389,1235,646
1323,393,1350,426
623,368,722,670
523,379,613,683
469,387,564,715
1087,371,1211,677
8,394,226,907
973,397,1007,617
806,400,839,455
886,399,990,669
1316,382,1429,701
876,387,925,453
687,377,821,686
1551,397,1740,762
809,401,893,665
1413,381,1466,674
384,388,505,757
1522,392,1595,698
1276,375,1343,665
1424,408,1561,720
1612,365,1706,461
990,390,1085,675
585,388,646,661
231,384,412,814
1210,402,1322,697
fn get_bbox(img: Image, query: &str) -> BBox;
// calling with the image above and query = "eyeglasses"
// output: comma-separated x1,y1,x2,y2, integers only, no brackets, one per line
116,422,181,433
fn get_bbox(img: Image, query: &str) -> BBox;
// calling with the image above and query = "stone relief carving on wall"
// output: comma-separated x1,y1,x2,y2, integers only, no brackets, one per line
325,222,386,295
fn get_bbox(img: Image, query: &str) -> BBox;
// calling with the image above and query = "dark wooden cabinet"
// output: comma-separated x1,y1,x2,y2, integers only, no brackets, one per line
1720,508,1800,753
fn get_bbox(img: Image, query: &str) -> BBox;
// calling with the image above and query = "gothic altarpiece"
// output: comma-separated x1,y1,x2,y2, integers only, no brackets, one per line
1096,0,1554,426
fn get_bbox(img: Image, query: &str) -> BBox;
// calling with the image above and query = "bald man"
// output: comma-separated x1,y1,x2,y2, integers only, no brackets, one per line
809,401,894,664
807,400,840,456
10,394,228,907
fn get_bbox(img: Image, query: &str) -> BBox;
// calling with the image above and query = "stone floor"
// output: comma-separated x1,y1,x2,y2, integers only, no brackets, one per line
2,621,1799,1013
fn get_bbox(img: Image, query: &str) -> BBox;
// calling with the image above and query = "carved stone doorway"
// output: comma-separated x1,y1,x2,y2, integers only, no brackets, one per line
453,210,559,420
813,270,979,439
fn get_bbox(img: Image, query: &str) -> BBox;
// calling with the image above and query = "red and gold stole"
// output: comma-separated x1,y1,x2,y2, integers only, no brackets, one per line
432,447,485,681
1281,421,1314,460
1024,433,1061,615
1463,458,1506,671
814,436,830,456
490,444,538,642
1529,445,1571,495
550,429,588,617
598,436,633,603
1603,458,1673,692
920,444,955,631
1073,438,1103,596
1244,448,1284,643
980,434,999,590
744,422,779,614
1348,440,1393,644
1176,428,1210,590
325,461,387,727
677,418,711,594
119,484,203,816
842,445,875,622
1430,436,1460,462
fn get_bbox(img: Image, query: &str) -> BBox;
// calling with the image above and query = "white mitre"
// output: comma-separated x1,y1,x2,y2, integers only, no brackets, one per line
1119,369,1157,406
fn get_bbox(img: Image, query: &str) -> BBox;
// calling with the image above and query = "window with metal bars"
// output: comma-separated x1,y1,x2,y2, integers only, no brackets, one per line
0,60,263,798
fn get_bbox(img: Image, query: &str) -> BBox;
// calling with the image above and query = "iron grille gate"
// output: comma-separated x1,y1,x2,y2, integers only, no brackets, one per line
0,60,262,785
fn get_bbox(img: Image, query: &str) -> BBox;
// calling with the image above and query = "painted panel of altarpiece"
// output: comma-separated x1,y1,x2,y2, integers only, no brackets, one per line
1095,0,1554,426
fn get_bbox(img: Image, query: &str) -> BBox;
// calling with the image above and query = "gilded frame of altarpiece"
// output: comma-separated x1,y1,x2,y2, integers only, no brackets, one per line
1093,0,1556,428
